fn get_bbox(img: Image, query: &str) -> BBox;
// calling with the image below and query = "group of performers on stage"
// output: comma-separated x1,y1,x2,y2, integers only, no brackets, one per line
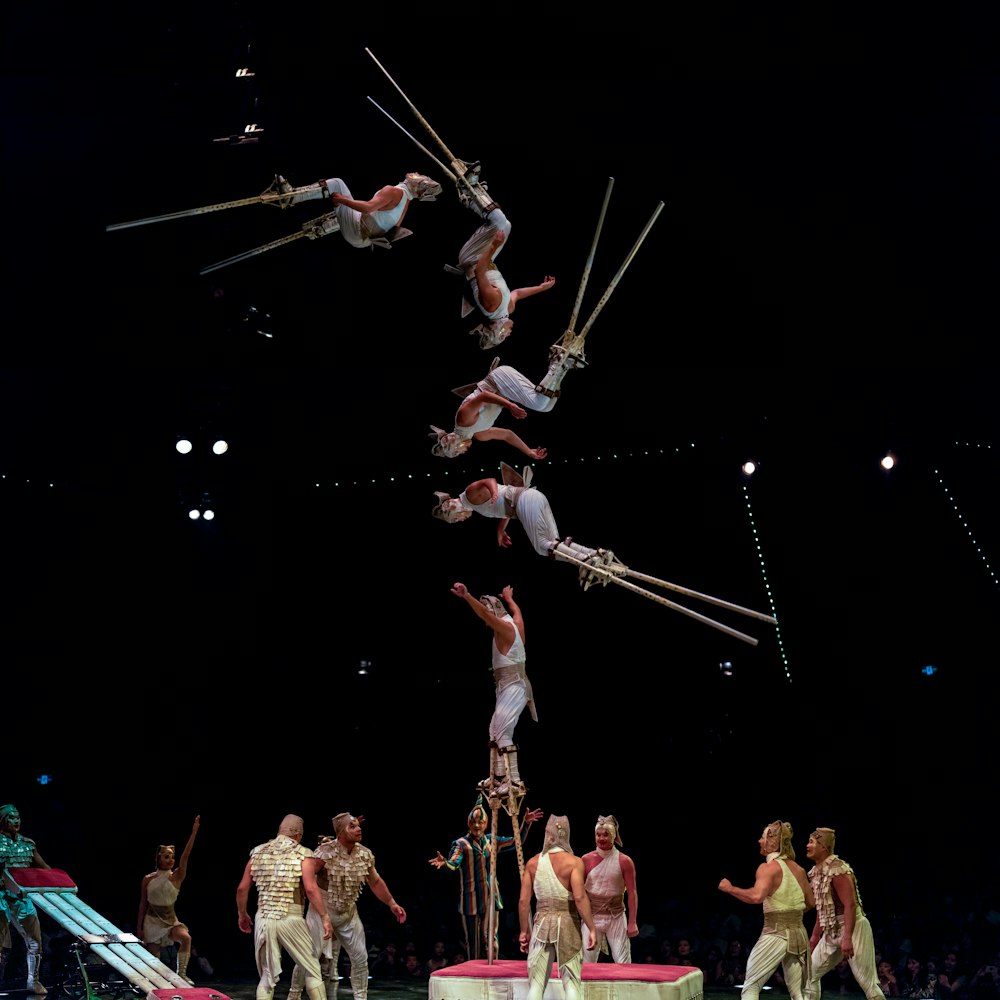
45,45,872,1000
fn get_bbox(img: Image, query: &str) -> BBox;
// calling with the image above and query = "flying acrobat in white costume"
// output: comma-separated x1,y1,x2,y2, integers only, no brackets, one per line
365,48,564,349
105,171,442,274
432,464,777,647
426,174,663,458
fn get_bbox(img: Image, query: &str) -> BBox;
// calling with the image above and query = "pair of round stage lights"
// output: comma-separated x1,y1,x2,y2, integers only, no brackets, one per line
176,439,229,455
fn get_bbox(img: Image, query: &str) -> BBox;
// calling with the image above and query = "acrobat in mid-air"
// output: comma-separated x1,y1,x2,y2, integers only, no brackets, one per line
432,464,777,646
106,170,442,273
429,356,576,460
365,48,565,350
428,175,664,459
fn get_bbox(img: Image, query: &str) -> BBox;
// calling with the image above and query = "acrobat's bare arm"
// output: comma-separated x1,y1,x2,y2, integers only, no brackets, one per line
500,585,525,640
497,516,512,548
509,275,556,309
458,390,527,421
474,428,547,460
450,582,516,644
464,479,499,505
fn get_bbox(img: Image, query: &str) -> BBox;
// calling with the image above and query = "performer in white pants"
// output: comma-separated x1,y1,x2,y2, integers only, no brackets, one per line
322,174,440,248
295,814,406,1000
235,815,332,1000
452,209,556,350
430,355,586,460
450,582,537,798
719,821,813,1000
518,817,596,1000
804,828,886,1000
581,815,638,963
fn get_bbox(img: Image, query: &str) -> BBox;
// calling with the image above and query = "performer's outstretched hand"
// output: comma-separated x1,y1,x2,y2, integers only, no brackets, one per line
523,807,543,824
508,403,528,419
451,582,470,598
526,446,548,460
428,851,447,869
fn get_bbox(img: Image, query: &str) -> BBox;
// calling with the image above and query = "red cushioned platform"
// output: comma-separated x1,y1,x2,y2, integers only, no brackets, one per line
150,989,232,1000
433,961,695,983
5,867,77,889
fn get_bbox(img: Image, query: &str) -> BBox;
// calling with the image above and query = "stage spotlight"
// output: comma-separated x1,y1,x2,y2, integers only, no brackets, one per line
212,440,229,455
176,439,193,454
742,460,756,476
881,452,896,471
719,660,733,677
203,509,215,520
188,509,201,520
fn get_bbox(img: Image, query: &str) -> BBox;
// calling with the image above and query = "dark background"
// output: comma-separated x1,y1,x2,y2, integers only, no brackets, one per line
3,3,998,976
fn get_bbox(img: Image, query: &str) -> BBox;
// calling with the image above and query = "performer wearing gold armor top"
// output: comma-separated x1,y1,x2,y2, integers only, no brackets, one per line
718,821,814,1000
293,814,406,1000
518,816,596,1000
581,815,638,964
804,828,885,1000
236,814,332,1000
0,804,50,995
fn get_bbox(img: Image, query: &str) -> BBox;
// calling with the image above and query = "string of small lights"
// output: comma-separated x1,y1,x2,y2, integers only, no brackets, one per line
935,450,997,591
742,480,790,683
318,446,691,490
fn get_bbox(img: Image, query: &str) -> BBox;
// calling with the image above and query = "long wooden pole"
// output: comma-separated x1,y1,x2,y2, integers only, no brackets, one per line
552,549,767,645
367,96,457,181
199,231,309,274
487,800,499,965
567,178,615,335
577,201,665,340
365,48,482,203
106,181,325,231
620,568,776,623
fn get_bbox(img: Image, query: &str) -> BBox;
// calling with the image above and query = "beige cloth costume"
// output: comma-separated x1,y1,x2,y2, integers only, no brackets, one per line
526,849,584,1000
142,870,187,946
582,847,630,963
741,853,810,1000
